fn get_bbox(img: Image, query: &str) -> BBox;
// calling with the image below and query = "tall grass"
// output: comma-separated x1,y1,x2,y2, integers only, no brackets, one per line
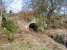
34,15,47,32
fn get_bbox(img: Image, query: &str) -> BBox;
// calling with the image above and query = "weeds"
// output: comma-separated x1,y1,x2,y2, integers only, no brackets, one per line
1,17,17,42
40,48,48,50
53,34,64,44
34,15,47,32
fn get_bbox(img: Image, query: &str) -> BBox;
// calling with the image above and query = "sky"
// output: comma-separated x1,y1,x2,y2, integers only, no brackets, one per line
7,0,22,13
3,0,32,13
3,0,22,13
59,0,67,14
2,0,67,14
60,6,67,14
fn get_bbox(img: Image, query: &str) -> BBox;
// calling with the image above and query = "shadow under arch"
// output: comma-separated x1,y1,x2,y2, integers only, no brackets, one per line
29,23,38,32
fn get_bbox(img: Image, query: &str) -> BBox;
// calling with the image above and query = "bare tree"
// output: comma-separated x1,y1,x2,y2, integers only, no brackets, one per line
47,0,64,19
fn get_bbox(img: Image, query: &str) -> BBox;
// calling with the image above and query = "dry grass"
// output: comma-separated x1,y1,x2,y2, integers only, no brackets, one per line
0,14,67,50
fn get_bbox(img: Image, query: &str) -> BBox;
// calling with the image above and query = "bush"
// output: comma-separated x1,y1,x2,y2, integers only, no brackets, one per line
53,34,64,44
34,15,47,32
1,18,17,42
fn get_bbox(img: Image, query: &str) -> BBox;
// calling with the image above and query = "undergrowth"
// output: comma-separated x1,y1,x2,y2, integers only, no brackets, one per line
53,34,64,44
1,16,17,42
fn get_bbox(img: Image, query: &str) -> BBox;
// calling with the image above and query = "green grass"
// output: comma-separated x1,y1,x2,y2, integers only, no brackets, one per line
2,20,17,33
40,48,48,50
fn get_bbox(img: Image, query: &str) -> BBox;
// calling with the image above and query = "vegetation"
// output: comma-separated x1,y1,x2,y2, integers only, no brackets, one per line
1,12,17,42
34,15,47,32
53,34,64,44
40,48,48,50
2,19,17,41
0,0,67,50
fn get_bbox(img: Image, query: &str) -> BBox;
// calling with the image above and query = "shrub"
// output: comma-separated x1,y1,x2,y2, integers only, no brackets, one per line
53,34,64,44
1,18,17,42
34,15,47,32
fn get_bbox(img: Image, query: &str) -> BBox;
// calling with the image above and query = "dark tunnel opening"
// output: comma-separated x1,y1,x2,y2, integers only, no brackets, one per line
65,42,67,48
29,23,38,32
